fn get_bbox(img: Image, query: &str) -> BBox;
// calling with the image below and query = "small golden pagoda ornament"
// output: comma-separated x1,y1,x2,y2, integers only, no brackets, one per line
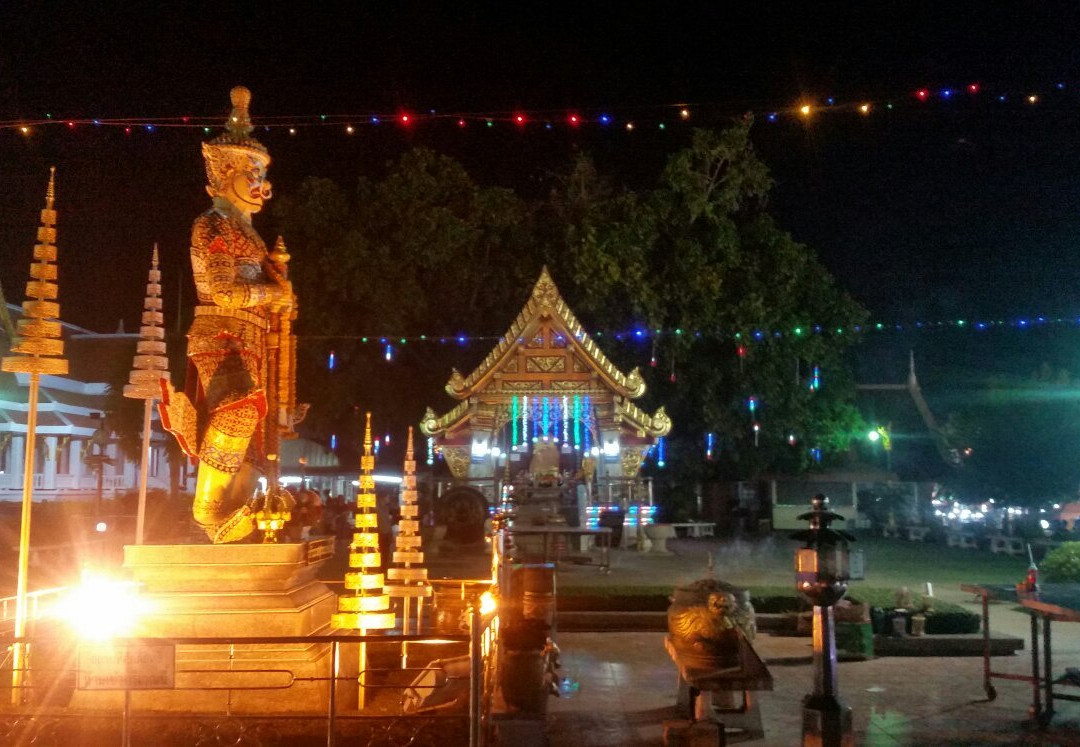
122,245,170,398
3,167,68,378
333,413,394,709
334,412,395,631
3,167,67,704
385,428,432,621
123,245,171,544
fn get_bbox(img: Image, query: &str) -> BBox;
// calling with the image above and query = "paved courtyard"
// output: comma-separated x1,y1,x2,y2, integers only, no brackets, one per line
533,541,1080,745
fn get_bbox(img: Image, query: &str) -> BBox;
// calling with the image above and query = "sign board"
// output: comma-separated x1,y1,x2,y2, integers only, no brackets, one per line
849,548,866,580
78,642,175,690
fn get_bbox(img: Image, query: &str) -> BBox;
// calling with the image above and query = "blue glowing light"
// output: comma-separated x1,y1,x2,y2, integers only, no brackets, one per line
826,97,835,106
599,114,611,125
657,437,666,468
767,112,778,122
941,89,952,98
330,434,337,450
371,116,380,124
328,350,336,371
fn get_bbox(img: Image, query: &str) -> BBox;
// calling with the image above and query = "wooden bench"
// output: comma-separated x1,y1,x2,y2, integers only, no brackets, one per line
989,535,1025,556
947,532,978,549
905,526,930,541
669,522,716,539
664,632,773,741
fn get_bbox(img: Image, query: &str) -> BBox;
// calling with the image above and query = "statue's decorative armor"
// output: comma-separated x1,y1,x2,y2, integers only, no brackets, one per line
160,86,289,543
181,210,273,473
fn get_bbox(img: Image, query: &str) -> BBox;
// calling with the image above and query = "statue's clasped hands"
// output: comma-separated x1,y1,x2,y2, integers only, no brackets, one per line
269,280,294,313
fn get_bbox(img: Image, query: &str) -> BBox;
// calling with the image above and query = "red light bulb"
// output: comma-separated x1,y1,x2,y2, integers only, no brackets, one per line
568,114,580,126
457,118,466,128
916,89,929,100
400,114,410,125
968,83,979,94
515,114,525,125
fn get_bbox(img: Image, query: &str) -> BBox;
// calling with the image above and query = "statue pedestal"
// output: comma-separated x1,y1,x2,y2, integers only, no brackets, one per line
70,540,340,714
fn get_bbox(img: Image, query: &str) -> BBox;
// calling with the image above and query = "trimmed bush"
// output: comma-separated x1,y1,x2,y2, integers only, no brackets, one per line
1040,541,1080,582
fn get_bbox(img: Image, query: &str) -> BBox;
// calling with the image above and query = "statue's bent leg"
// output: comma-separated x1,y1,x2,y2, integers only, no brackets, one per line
194,395,266,542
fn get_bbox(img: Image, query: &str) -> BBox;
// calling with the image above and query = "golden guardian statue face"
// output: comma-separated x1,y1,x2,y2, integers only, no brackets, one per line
225,155,272,213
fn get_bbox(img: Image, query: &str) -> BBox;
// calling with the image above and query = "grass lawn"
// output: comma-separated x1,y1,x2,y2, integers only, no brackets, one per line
555,532,1031,603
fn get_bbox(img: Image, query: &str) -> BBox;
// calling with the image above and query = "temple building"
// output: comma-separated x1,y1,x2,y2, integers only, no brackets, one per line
421,267,671,533
0,303,189,502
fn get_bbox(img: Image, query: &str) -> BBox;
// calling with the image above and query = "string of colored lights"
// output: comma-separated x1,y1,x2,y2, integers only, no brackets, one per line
314,313,1080,359
2,81,1077,135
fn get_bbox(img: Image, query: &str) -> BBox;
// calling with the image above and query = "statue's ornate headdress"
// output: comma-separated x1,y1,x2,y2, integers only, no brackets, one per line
202,86,271,195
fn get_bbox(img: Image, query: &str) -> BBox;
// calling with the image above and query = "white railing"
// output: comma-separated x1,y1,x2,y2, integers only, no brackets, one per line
0,586,68,625
53,474,78,489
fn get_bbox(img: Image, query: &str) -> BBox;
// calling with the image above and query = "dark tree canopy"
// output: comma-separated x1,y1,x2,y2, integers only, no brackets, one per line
272,121,867,486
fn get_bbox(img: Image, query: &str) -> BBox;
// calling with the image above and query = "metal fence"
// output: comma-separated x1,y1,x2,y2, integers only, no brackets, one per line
0,609,499,747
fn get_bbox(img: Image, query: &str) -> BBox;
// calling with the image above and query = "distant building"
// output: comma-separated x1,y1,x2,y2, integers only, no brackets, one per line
0,304,191,502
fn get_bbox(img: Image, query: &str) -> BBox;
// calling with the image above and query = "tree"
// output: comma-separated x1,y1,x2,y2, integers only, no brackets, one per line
545,122,868,481
273,149,536,460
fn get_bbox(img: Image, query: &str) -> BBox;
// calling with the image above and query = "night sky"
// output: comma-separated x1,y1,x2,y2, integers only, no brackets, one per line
3,1,1080,360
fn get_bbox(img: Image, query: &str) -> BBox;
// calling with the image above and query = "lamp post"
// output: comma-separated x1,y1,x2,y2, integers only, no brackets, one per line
867,425,892,473
793,494,855,746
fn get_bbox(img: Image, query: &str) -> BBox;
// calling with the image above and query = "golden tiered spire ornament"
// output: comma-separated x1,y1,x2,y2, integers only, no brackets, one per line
385,427,432,666
123,245,171,545
158,86,298,543
2,167,67,704
333,413,394,707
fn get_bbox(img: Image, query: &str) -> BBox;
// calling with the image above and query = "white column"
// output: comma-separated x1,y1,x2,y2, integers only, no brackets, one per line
10,436,25,482
43,436,57,490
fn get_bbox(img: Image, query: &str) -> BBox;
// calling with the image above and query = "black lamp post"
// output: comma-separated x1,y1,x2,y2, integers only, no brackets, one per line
792,493,855,746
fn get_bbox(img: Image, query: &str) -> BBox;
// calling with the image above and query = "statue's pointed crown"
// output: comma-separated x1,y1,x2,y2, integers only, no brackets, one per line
202,86,270,189
208,86,268,157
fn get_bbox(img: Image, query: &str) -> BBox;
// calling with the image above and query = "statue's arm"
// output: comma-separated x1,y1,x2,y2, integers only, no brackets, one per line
194,218,275,310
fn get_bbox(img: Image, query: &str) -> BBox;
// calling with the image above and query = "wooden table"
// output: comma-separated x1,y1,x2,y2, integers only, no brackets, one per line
962,582,1080,727
509,526,612,571
1019,588,1080,726
663,633,773,739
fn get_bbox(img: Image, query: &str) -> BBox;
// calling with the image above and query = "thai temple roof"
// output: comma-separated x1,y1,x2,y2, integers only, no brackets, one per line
422,267,671,440
443,267,646,401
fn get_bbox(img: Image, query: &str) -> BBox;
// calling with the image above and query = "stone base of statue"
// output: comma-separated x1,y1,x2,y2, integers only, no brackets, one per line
69,539,342,714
